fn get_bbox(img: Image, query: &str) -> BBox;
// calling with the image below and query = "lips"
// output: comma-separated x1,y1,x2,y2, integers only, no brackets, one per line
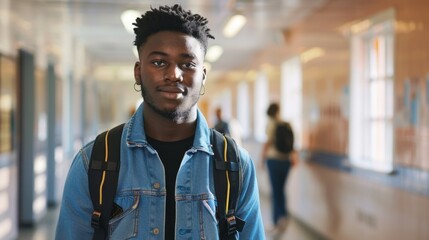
158,85,185,93
157,85,186,99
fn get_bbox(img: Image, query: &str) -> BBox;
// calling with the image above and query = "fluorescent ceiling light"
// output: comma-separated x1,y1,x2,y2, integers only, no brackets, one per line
300,47,325,63
223,14,247,38
206,45,223,62
121,10,141,34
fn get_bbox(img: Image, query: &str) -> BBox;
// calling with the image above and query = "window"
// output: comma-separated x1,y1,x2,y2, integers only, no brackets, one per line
237,82,250,139
349,10,395,173
254,71,269,142
281,57,302,149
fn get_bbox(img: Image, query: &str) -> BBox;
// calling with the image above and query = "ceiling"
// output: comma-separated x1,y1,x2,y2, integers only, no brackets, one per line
10,0,329,77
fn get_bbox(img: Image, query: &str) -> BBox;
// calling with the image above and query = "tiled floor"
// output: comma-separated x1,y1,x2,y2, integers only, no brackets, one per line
16,139,326,240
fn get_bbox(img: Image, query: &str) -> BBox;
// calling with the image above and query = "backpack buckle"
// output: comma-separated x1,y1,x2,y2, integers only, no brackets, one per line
226,210,237,236
225,210,246,236
91,211,101,229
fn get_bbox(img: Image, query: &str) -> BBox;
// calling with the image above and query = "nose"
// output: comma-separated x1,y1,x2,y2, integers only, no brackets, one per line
165,65,183,82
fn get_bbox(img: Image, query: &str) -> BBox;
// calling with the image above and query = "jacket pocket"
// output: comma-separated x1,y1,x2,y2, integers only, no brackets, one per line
200,199,219,239
202,199,217,223
108,192,140,239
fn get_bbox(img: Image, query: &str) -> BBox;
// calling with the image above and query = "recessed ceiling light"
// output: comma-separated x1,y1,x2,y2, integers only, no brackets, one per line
223,14,247,38
121,10,141,34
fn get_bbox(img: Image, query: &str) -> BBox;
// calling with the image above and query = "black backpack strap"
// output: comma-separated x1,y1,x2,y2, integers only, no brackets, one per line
88,123,125,240
211,129,246,240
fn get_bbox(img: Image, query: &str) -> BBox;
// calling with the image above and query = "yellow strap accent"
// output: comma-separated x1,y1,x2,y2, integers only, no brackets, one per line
223,136,231,214
99,130,110,205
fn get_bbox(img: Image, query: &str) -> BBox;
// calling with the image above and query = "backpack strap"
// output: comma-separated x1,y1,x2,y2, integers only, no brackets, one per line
211,129,246,239
88,123,125,240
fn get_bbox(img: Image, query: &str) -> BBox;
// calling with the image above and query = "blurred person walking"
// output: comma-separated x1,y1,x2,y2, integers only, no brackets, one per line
260,102,297,234
214,107,231,135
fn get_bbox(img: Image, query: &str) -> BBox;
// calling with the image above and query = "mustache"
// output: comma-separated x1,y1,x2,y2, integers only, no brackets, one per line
156,84,186,93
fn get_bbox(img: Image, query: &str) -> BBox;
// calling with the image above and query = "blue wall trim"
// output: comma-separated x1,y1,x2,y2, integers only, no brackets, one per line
303,150,429,197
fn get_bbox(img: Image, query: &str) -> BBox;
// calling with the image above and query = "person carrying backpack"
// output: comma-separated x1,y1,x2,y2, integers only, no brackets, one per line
260,102,297,235
55,4,264,240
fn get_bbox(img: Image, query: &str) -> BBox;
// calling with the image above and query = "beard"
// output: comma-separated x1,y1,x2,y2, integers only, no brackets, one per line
141,84,201,122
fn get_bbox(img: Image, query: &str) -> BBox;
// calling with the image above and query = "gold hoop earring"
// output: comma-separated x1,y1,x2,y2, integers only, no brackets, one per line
199,85,205,95
134,83,141,92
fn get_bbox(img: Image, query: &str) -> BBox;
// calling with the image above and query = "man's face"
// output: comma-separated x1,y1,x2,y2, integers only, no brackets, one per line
134,31,206,121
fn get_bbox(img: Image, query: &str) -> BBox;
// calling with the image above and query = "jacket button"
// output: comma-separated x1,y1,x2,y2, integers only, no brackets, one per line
153,182,160,189
152,228,160,235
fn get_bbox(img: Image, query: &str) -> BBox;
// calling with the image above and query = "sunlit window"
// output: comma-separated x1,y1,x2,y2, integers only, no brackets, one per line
281,57,302,149
349,12,394,173
254,72,269,142
237,82,250,139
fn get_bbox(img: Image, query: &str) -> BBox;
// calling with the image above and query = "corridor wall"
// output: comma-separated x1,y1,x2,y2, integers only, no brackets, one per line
17,49,48,225
0,53,18,240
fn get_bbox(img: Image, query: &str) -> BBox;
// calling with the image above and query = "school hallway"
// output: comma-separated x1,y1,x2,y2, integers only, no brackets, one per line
3,0,429,239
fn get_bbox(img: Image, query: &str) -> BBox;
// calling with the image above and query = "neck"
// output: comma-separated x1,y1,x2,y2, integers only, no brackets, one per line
143,104,197,142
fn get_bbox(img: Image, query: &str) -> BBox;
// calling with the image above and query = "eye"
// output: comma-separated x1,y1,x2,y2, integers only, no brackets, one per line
152,60,166,67
182,62,196,69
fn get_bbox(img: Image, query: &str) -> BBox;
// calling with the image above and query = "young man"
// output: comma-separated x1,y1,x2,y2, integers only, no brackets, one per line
55,4,264,240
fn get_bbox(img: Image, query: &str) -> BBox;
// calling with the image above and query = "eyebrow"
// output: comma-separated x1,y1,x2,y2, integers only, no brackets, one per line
147,51,196,60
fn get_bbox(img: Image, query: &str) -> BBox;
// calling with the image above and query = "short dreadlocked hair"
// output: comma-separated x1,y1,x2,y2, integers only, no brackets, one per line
133,4,215,54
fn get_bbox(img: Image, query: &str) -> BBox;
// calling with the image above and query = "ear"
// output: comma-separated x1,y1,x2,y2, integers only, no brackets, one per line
134,62,141,85
202,67,207,85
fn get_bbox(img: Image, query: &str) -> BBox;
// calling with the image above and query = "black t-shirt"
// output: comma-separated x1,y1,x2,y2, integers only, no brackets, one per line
146,135,194,240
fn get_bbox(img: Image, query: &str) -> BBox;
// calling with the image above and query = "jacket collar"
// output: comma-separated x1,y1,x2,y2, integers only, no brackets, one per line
125,103,213,154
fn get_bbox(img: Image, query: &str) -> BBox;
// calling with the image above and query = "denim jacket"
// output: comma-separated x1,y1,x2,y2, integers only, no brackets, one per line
55,104,265,239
